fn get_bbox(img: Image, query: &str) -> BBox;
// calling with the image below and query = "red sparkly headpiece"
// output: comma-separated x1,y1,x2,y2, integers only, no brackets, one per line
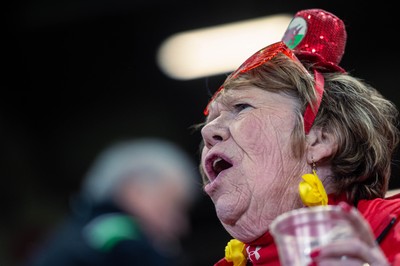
204,9,347,134
281,8,347,133
282,8,347,73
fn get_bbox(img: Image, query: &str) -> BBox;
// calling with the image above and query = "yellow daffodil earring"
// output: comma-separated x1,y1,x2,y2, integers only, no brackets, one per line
299,160,328,206
224,239,247,266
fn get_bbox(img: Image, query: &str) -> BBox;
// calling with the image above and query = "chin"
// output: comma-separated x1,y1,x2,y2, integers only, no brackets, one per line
222,222,263,243
215,205,240,226
217,209,265,243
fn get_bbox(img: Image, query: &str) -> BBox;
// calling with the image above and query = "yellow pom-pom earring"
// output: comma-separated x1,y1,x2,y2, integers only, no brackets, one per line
224,239,247,266
299,160,328,206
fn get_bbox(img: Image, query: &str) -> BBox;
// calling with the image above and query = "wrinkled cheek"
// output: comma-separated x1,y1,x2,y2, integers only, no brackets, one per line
231,115,271,154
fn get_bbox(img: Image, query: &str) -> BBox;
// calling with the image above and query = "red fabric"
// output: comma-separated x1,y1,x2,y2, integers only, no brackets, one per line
394,253,400,266
303,69,324,134
357,194,400,263
214,193,400,265
245,233,280,266
214,232,280,266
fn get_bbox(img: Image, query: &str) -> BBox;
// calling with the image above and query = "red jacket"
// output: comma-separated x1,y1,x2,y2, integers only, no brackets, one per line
215,193,400,266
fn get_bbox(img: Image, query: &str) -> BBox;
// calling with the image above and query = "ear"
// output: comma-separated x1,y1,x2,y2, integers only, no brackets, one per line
306,127,338,164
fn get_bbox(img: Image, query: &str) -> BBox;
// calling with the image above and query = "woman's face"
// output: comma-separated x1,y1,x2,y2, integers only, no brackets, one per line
201,86,307,241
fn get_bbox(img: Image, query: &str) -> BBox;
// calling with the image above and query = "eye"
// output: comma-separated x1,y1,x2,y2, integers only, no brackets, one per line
234,103,252,112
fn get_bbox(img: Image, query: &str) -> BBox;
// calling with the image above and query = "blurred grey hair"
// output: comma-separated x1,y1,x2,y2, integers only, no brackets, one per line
81,138,200,203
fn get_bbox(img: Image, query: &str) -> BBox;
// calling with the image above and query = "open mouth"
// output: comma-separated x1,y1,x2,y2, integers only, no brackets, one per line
206,155,233,181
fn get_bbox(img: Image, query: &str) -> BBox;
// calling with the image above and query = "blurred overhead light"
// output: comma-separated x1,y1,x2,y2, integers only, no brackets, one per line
157,14,293,80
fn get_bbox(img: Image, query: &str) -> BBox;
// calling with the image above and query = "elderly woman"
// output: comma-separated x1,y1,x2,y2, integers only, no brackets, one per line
199,8,400,266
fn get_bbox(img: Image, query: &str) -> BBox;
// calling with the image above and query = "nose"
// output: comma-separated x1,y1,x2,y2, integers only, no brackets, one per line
201,115,230,148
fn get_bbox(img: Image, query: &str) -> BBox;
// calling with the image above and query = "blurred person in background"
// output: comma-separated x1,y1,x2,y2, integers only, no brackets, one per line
24,137,200,266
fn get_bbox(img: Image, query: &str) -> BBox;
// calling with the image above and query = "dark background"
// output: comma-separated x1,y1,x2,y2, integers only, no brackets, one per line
3,1,400,265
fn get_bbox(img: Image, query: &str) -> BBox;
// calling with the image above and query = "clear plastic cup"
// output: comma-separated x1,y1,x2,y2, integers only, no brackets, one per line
270,205,359,266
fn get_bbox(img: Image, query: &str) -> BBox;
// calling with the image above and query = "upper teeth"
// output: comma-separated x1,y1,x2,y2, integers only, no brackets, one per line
213,158,222,168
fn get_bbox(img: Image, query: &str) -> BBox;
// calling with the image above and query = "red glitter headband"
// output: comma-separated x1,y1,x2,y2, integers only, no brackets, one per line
204,8,347,134
203,41,300,116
